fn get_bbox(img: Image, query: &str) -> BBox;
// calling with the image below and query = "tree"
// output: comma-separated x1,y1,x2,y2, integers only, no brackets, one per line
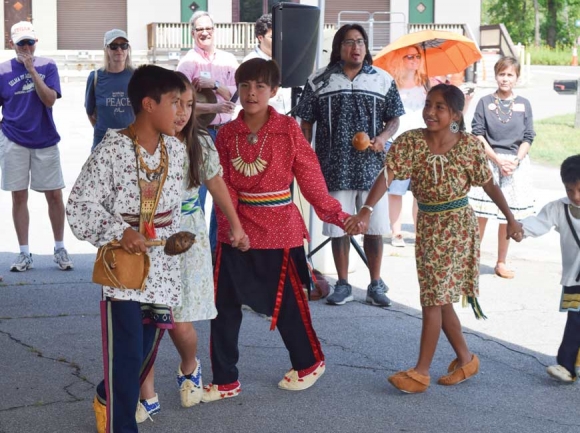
483,0,580,47
534,0,540,46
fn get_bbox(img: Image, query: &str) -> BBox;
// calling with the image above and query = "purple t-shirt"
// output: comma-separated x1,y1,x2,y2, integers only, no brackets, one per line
0,57,62,148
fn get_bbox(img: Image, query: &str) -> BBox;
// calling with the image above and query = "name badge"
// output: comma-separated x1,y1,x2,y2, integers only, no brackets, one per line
200,71,211,79
513,103,525,112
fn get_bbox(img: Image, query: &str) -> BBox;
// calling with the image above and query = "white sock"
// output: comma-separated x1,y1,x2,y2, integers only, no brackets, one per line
20,245,30,255
55,241,65,250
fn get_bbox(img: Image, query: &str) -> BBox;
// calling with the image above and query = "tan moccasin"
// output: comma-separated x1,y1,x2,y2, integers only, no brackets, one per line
437,354,480,386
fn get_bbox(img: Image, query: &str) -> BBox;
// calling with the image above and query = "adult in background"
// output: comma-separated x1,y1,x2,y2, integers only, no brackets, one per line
0,21,73,272
295,24,404,307
177,10,238,252
242,13,290,115
468,56,535,279
85,29,134,150
386,44,428,247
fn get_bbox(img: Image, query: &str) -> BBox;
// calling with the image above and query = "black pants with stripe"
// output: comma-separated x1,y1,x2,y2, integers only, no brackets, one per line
210,243,324,384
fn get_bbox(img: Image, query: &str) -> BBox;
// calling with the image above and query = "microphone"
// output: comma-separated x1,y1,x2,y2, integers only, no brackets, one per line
312,62,343,85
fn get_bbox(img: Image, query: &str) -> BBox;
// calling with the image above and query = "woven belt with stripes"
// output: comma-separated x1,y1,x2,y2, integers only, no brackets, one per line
417,196,468,214
121,210,173,228
238,189,292,207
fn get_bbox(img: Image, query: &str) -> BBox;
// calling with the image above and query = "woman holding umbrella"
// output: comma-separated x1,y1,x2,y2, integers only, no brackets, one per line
468,56,535,279
385,44,428,247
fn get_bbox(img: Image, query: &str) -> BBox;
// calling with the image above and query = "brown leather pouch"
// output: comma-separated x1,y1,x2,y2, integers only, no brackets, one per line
92,244,150,291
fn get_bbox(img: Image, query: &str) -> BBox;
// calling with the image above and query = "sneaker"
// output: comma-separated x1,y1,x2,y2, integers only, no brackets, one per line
326,280,354,305
201,381,241,403
10,252,33,272
278,360,326,391
391,234,406,247
93,396,106,433
135,393,160,423
54,248,74,270
546,365,576,383
177,359,203,407
366,280,392,307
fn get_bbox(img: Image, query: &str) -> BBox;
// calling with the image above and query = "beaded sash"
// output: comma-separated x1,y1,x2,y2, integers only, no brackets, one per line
238,189,292,207
417,196,468,214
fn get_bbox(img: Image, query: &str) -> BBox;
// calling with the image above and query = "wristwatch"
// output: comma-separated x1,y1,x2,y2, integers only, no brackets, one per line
361,204,374,214
213,80,220,90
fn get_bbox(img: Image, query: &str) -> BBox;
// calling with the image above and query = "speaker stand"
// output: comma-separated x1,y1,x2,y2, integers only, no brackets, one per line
307,236,369,267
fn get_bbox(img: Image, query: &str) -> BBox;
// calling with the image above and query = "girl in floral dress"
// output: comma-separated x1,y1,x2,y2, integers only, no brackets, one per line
346,84,521,393
137,74,248,421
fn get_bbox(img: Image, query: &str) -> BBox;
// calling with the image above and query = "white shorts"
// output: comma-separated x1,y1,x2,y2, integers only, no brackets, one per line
323,189,390,237
0,130,65,192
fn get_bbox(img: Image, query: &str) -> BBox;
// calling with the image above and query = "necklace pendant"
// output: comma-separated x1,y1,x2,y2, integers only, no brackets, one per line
247,133,259,145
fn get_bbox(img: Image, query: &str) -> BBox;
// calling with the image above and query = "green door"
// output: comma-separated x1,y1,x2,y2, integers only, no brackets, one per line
181,0,208,22
409,0,434,24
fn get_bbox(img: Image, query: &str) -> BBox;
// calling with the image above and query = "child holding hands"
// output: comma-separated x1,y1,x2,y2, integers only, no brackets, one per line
346,84,521,393
514,154,580,383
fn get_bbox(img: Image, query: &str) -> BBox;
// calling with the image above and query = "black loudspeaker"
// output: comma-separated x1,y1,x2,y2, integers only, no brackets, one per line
272,3,320,88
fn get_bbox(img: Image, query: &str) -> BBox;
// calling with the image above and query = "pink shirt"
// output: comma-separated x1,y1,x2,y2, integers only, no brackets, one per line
177,45,238,125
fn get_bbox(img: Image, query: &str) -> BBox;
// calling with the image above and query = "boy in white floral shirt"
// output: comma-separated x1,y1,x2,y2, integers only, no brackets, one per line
67,65,186,433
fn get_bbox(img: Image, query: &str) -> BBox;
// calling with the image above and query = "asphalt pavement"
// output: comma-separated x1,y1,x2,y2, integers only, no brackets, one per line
0,66,578,433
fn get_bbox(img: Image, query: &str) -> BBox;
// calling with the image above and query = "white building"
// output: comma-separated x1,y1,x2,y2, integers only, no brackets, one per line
1,1,481,52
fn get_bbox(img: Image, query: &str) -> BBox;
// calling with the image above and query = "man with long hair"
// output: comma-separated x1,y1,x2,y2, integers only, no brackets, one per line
296,24,404,307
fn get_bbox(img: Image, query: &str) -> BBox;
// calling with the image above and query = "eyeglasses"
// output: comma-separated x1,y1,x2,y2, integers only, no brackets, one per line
403,54,421,60
342,39,366,47
16,39,36,47
195,27,214,33
108,43,129,51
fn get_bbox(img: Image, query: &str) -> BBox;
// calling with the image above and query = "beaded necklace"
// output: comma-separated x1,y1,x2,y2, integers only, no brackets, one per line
128,124,168,238
493,93,515,124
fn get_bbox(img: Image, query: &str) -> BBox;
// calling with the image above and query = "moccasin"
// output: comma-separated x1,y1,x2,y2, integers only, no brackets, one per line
388,368,430,393
546,365,576,383
278,361,325,391
494,264,515,279
177,360,203,407
93,396,106,433
446,358,458,373
437,354,479,386
201,381,241,403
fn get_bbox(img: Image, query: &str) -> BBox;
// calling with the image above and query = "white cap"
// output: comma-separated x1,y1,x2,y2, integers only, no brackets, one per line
11,21,36,44
104,29,128,47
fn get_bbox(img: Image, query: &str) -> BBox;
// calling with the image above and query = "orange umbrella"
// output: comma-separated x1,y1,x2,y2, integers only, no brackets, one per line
373,30,482,77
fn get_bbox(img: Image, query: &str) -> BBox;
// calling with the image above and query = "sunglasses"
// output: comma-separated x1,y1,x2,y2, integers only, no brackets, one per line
108,42,129,51
16,39,36,47
195,27,214,33
403,54,421,60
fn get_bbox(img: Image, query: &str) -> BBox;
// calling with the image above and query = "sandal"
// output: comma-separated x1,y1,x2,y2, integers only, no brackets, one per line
437,354,480,386
388,368,430,394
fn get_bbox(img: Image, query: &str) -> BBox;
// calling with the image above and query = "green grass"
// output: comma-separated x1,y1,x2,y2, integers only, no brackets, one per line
531,114,580,166
527,45,573,65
